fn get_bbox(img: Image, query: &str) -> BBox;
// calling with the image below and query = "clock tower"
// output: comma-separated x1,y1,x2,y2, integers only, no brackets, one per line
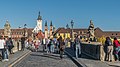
33,12,42,33
37,11,42,31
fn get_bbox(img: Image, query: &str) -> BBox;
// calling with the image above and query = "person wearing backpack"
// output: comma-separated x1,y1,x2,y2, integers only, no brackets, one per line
104,37,113,62
74,35,81,58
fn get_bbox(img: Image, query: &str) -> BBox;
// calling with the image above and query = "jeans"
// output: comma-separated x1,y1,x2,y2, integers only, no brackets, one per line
4,49,9,59
47,45,50,53
75,44,81,58
115,46,120,60
50,45,55,53
0,49,5,60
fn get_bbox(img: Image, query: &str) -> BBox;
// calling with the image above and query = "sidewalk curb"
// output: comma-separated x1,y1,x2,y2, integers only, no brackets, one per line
64,50,87,67
8,50,31,67
82,52,98,60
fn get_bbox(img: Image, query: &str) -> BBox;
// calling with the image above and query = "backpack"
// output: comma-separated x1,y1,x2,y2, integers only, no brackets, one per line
107,40,112,46
75,38,80,45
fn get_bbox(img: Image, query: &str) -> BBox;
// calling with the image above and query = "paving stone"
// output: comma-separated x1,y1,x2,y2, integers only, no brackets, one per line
14,46,77,67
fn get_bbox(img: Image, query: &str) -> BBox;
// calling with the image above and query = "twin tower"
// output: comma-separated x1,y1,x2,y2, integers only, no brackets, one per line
33,12,54,39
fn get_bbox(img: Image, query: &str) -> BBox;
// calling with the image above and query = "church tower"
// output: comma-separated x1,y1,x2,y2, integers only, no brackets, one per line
4,20,11,37
49,21,53,36
37,11,42,31
45,21,48,39
33,11,42,33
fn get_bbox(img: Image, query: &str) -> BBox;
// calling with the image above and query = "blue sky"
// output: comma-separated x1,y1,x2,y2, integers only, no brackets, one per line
0,0,120,31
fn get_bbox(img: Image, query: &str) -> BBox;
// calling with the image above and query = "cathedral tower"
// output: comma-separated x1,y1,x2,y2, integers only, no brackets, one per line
49,21,53,36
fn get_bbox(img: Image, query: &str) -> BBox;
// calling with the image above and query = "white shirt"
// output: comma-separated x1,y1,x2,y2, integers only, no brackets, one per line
0,39,5,49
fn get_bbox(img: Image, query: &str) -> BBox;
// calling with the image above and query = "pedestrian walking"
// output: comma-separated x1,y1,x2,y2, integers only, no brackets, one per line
56,39,60,53
43,38,46,51
8,38,14,54
34,38,40,52
46,38,51,53
58,36,65,59
50,39,55,53
104,37,113,62
4,38,9,61
17,40,19,51
21,37,25,51
74,35,81,58
0,36,5,61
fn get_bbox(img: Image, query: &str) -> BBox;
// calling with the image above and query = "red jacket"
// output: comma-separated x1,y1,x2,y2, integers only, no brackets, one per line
113,40,120,48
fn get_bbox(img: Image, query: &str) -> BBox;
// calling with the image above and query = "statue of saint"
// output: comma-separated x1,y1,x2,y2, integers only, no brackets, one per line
88,20,95,41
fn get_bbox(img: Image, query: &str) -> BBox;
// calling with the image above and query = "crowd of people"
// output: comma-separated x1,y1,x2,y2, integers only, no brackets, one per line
104,37,120,62
0,36,15,62
0,35,82,62
0,36,27,62
25,35,82,59
26,36,66,59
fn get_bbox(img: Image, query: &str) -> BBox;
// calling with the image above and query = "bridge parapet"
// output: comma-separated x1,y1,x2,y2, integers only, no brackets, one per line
81,42,103,60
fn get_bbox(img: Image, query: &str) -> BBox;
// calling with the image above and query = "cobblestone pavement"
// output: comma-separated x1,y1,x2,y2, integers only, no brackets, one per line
14,48,77,67
65,48,120,67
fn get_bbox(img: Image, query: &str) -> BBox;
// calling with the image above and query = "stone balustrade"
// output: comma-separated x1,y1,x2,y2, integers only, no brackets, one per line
81,42,115,61
81,42,101,60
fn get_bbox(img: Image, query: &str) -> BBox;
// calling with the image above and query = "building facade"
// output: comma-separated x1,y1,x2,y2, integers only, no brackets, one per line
53,27,120,39
0,20,33,39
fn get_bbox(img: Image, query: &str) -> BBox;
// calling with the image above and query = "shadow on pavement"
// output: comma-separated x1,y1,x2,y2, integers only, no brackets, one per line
65,47,97,61
30,53,61,60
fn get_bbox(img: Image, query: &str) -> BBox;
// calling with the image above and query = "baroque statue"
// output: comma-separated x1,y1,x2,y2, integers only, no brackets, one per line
88,20,95,41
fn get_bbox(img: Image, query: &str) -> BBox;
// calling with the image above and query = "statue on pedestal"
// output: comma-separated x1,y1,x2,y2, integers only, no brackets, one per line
88,20,95,41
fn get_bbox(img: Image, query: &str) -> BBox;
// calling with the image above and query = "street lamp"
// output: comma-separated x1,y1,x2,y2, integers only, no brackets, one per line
71,20,74,42
66,24,69,29
66,24,69,38
23,24,27,38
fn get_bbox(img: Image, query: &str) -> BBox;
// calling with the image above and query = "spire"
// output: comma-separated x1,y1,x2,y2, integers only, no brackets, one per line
50,21,53,26
37,11,42,20
45,21,47,26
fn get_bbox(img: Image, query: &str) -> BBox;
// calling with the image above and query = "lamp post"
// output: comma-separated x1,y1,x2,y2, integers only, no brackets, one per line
23,24,27,38
71,20,74,42
66,24,69,39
